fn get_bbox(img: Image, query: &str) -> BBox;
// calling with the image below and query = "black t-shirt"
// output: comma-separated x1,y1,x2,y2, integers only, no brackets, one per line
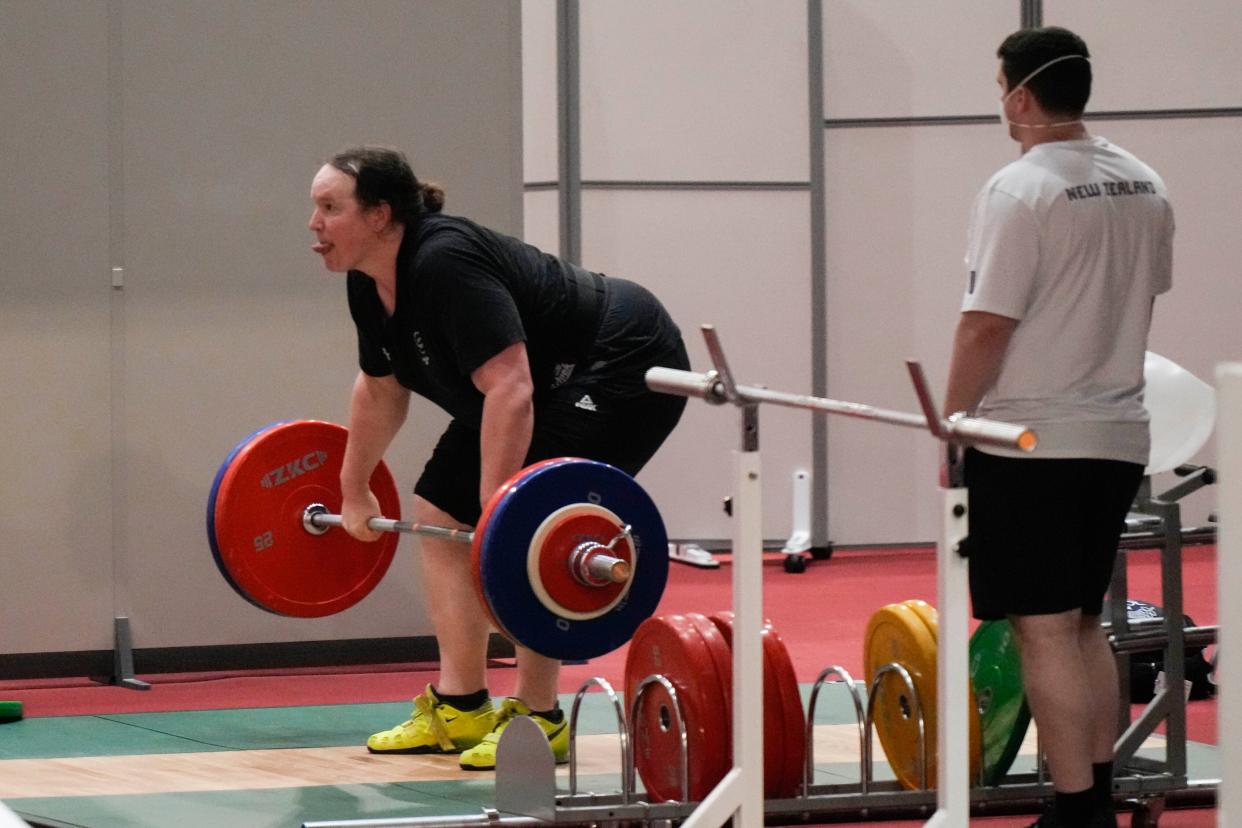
347,213,606,426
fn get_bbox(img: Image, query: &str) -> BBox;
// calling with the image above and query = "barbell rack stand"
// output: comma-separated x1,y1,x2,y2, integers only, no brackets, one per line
302,337,1230,827
643,323,1035,828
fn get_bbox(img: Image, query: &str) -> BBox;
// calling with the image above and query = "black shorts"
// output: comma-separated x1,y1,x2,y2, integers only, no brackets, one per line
415,281,689,526
964,448,1144,621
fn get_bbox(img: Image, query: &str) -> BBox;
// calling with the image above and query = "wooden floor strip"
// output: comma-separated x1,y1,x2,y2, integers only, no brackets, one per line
0,730,645,799
0,723,1167,800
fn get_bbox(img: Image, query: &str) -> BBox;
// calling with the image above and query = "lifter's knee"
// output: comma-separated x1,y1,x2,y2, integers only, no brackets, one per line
1010,609,1083,653
413,495,473,529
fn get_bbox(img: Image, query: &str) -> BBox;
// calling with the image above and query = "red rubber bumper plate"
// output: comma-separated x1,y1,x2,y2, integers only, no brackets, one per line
711,612,806,798
207,420,401,617
625,614,731,801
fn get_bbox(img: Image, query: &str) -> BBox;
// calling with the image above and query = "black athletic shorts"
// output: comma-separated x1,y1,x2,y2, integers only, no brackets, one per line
964,448,1144,621
414,279,689,526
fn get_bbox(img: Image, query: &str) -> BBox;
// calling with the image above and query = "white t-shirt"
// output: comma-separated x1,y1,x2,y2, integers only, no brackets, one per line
962,136,1174,463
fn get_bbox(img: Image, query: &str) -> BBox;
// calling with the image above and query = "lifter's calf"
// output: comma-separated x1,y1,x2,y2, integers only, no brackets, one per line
414,496,492,697
514,646,561,713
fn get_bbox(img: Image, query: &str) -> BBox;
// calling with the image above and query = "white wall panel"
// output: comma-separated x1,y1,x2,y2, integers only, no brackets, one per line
1046,1,1242,112
579,1,808,181
523,190,560,254
1089,117,1242,525
521,0,559,183
823,116,1241,542
581,190,812,541
823,124,1013,544
822,1,1020,120
0,2,114,653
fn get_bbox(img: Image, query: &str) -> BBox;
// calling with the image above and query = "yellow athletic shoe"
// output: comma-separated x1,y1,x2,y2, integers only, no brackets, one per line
458,697,570,771
366,685,495,754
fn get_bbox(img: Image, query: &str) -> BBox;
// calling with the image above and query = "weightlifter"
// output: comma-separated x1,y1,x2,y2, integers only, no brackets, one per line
308,146,688,770
942,27,1174,828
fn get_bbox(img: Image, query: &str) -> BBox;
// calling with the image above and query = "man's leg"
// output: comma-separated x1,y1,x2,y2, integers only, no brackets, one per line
1079,614,1119,762
1011,609,1095,793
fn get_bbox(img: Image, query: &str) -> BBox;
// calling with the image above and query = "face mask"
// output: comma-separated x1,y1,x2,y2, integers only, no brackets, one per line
998,53,1090,132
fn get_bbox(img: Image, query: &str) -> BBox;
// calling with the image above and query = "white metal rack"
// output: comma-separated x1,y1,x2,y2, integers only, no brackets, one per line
1216,364,1241,828
644,324,1035,828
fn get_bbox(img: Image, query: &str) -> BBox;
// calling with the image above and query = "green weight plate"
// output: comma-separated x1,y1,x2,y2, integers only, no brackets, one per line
0,700,24,723
970,619,1031,785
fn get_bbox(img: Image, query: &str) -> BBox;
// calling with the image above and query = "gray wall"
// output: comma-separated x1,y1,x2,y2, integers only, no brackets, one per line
1,0,523,655
2,1,115,655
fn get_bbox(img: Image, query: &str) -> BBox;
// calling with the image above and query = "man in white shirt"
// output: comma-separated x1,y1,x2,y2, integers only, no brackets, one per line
942,26,1174,828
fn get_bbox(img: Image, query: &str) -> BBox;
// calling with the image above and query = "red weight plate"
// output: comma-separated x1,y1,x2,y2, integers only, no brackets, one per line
762,622,807,798
471,458,568,640
530,506,632,617
625,615,731,801
684,612,733,776
211,420,401,617
710,612,806,799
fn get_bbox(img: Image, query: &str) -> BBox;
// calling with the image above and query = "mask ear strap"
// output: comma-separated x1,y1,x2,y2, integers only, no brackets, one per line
1010,53,1090,93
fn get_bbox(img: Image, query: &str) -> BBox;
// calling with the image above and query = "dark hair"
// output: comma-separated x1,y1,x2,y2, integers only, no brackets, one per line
997,26,1092,117
328,146,445,225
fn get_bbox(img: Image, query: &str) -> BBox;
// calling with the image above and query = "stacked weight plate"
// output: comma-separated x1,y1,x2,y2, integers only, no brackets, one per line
865,600,1029,789
624,612,806,801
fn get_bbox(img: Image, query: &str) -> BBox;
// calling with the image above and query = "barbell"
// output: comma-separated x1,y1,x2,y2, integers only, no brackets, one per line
205,420,668,661
298,505,634,587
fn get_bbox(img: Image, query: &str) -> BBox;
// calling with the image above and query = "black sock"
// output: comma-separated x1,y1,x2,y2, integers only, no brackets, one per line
530,705,563,724
1092,761,1114,805
1054,787,1095,828
431,686,490,711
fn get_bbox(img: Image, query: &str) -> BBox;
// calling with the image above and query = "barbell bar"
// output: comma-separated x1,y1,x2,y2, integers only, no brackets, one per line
207,420,668,660
300,502,633,586
645,365,1035,452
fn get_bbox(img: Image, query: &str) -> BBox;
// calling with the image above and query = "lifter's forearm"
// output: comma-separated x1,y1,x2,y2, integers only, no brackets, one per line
478,381,533,507
340,372,410,498
942,311,1019,417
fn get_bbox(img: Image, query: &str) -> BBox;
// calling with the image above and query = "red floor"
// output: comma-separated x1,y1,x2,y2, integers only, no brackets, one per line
1,545,1218,742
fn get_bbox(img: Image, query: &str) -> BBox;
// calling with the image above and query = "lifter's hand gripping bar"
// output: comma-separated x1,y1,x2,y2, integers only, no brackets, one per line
301,504,631,585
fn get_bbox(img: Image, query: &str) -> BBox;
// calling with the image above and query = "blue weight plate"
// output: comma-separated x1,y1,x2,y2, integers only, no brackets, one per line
206,421,288,613
475,458,668,661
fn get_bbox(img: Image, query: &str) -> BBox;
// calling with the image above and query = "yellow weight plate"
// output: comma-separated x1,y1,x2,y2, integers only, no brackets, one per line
901,599,938,638
898,600,983,786
865,603,938,790
866,602,982,790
